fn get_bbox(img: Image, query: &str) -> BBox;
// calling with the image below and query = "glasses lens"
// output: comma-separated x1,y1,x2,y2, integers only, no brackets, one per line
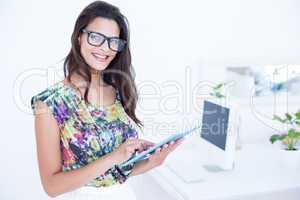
110,38,126,52
88,32,105,46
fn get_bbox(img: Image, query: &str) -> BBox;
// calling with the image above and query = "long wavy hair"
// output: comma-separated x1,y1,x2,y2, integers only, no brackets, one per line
64,1,142,126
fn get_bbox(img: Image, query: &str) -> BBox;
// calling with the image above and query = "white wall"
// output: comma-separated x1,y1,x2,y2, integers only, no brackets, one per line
1,0,300,199
129,0,300,82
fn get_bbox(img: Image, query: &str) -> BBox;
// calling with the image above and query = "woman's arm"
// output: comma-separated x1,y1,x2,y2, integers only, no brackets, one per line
34,101,142,198
129,139,184,177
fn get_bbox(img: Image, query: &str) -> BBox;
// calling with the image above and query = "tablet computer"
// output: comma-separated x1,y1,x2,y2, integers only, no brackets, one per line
120,126,201,167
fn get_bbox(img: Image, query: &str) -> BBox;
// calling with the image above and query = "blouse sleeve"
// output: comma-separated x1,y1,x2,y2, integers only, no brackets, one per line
31,87,72,127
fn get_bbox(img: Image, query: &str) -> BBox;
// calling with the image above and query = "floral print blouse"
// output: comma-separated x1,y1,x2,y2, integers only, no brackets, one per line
31,81,142,187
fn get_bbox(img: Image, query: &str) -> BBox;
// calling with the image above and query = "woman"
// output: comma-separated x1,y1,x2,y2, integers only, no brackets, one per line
31,1,184,199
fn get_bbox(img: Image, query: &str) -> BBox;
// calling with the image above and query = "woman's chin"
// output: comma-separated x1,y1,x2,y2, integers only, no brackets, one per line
90,64,107,72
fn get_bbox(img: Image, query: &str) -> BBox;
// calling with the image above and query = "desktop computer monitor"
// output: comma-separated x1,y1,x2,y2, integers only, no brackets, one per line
201,100,229,151
200,100,236,171
165,99,238,182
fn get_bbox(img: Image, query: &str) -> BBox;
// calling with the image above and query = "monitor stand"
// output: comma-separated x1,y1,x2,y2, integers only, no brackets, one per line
202,164,225,173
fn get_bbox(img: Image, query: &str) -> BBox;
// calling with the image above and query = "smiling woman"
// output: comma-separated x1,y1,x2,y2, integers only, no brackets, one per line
30,1,184,200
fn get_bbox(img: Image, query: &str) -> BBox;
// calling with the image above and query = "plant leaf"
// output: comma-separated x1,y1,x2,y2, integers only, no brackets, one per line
214,83,223,90
295,111,300,119
270,134,286,143
273,115,287,123
294,131,300,138
215,92,225,98
285,113,293,121
287,129,300,138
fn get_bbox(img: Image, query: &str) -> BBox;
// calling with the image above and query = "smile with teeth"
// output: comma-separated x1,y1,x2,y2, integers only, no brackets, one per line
92,53,109,62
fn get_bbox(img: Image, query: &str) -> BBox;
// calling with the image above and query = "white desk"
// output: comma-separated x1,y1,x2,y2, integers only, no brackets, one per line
133,137,300,200
130,95,300,199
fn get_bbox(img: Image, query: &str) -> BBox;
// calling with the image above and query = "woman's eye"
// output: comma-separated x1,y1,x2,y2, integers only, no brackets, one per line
110,39,119,48
90,33,102,43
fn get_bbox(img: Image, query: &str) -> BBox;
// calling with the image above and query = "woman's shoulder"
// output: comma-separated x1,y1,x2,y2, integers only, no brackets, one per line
30,80,78,125
31,81,66,109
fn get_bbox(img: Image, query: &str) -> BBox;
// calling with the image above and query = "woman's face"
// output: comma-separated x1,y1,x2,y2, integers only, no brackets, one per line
79,17,120,71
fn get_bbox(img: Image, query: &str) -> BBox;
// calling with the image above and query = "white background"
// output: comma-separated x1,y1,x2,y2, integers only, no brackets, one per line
1,0,300,199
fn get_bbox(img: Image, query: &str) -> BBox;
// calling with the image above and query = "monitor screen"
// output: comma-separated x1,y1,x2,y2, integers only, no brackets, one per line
200,100,230,151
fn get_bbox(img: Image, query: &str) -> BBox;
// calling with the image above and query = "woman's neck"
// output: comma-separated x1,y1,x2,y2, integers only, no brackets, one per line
70,70,109,88
91,71,106,87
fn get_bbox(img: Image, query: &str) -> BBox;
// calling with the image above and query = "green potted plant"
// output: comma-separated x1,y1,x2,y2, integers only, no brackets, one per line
270,111,300,169
270,111,300,150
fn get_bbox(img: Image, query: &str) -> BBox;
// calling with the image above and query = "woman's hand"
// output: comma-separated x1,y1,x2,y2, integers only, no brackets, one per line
129,137,185,177
111,137,155,165
144,137,185,168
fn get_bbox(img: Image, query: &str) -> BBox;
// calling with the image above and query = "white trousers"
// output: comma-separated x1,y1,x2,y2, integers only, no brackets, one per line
54,182,137,200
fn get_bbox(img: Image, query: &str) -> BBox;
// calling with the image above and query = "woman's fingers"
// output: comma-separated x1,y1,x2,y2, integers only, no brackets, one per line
150,138,185,155
142,138,186,166
126,137,185,162
154,147,161,154
126,145,138,154
123,138,141,154
126,138,155,153
175,137,185,143
160,138,185,154
128,142,143,153
133,139,156,152
168,138,185,152
139,139,155,151
175,137,185,146
145,153,151,159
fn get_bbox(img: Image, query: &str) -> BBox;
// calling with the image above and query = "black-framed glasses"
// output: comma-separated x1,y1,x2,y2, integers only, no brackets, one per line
82,28,127,52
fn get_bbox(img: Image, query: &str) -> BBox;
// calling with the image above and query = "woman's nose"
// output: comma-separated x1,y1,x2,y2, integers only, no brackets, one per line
99,39,110,52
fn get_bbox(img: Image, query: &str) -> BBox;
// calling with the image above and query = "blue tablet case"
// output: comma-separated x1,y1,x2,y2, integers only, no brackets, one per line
120,126,201,167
